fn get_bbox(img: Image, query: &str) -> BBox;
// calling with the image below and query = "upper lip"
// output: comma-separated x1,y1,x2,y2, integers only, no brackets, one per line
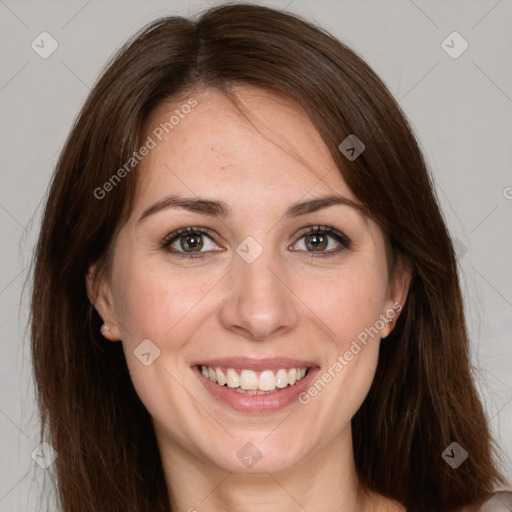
192,357,318,371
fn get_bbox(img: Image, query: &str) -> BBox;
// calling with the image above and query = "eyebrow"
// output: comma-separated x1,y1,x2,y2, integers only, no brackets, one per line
138,194,368,224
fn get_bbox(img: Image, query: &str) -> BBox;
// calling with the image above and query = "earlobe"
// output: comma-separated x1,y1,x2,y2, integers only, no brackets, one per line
381,316,394,339
85,263,121,341
100,323,119,342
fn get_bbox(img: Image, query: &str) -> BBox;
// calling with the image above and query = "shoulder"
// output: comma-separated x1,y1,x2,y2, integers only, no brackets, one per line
462,491,512,512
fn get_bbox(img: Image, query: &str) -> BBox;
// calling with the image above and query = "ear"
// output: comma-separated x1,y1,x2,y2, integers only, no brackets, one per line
85,262,121,341
381,253,412,338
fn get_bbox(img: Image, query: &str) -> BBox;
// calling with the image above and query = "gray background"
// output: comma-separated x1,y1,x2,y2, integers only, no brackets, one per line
1,0,511,510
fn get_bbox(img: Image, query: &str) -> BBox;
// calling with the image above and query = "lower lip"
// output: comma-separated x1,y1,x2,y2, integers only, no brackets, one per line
193,365,320,413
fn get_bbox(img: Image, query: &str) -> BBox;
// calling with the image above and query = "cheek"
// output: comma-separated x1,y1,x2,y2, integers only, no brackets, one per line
311,263,388,348
296,268,385,442
112,244,388,357
112,258,213,345
296,259,386,414
110,261,209,438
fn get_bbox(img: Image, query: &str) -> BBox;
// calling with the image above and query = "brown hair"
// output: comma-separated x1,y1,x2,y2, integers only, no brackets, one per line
29,3,508,511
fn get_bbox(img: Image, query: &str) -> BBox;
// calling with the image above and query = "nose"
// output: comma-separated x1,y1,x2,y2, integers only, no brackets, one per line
218,245,299,342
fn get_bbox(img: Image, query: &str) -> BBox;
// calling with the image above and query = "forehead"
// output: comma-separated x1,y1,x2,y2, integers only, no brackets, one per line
133,86,357,213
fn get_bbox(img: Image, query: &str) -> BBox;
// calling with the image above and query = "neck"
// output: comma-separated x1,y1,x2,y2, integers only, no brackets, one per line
155,423,394,512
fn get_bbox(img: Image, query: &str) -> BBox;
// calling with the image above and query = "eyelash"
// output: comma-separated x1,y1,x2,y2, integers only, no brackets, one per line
160,225,352,259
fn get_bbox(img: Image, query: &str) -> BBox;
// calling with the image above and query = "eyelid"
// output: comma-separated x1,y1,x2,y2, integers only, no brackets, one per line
161,225,352,256
160,226,219,249
294,225,351,247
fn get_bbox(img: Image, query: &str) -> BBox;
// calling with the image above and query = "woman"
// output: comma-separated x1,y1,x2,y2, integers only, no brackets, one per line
29,3,511,511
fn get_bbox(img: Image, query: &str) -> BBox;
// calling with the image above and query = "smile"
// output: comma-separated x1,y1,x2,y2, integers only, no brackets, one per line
200,365,309,394
192,357,319,412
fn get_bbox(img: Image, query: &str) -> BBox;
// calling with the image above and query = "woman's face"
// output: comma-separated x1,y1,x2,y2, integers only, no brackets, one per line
91,86,410,475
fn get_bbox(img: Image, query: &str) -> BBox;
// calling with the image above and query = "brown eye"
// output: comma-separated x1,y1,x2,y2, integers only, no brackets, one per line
291,225,352,256
161,227,219,257
304,233,328,251
178,233,204,252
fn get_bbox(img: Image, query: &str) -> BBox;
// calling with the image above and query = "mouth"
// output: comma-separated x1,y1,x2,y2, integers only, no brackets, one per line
199,365,309,394
191,357,319,412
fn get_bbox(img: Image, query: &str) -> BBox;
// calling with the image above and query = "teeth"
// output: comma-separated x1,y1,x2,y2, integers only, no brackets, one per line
226,368,240,388
215,368,226,386
200,365,309,392
259,370,276,391
240,369,258,390
275,369,288,388
233,388,276,395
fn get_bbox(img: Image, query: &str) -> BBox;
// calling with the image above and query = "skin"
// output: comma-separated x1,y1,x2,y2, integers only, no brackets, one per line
88,86,411,512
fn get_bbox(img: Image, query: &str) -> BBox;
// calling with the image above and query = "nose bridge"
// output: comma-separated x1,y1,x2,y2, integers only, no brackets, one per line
219,237,298,341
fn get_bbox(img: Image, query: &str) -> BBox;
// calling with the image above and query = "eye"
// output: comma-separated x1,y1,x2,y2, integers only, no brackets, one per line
161,225,352,259
290,225,352,256
160,227,220,258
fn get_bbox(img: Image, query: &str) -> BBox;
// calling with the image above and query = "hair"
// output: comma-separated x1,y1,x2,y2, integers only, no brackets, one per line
29,3,509,512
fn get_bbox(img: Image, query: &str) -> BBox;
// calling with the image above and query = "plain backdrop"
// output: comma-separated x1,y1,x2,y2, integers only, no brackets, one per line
0,0,511,510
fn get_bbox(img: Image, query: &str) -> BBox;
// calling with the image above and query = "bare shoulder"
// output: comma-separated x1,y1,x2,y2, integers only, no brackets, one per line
375,494,407,512
363,490,406,512
460,491,512,512
365,491,512,512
